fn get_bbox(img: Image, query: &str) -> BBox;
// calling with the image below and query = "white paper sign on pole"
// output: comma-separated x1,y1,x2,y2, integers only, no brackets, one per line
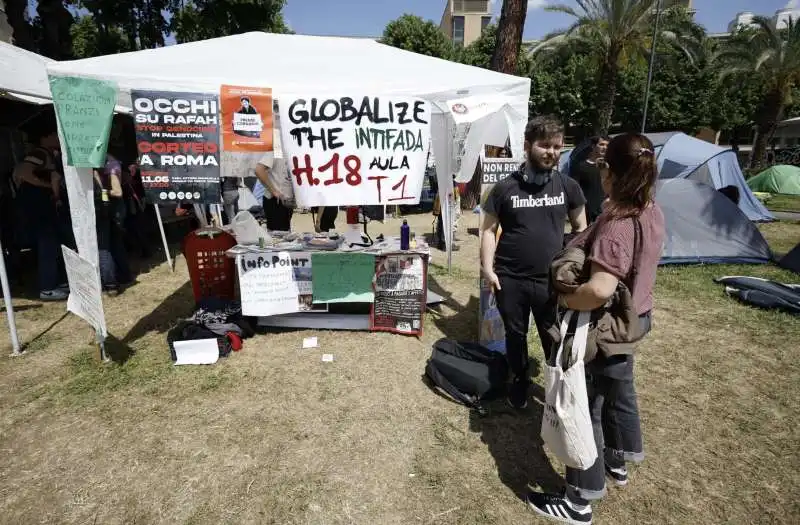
278,95,432,206
61,245,107,337
237,251,300,316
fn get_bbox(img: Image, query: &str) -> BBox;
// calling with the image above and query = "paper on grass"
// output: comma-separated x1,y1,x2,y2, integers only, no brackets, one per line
322,354,334,362
302,337,319,349
174,339,219,365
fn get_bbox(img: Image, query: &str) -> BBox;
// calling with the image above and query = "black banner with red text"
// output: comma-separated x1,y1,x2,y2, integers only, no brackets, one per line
132,90,221,204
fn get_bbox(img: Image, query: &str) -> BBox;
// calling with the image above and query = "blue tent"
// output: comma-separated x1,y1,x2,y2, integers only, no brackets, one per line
560,132,774,222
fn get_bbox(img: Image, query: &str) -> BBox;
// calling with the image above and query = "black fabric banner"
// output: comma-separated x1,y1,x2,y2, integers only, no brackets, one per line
132,90,221,204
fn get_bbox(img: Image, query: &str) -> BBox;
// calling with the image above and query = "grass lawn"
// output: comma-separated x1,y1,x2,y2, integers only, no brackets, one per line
0,213,798,525
765,194,800,213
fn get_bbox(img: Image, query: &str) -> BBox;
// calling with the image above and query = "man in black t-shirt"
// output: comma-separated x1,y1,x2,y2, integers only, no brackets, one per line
480,115,587,409
570,135,608,223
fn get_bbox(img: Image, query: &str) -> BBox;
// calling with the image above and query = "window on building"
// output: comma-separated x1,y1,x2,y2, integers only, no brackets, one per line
453,0,489,14
482,16,491,32
452,16,465,46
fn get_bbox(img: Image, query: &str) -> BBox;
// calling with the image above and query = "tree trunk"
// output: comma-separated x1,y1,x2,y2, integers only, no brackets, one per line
594,55,620,136
749,88,785,169
4,0,36,51
490,0,528,74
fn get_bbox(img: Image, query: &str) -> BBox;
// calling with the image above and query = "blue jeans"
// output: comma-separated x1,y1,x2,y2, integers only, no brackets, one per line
565,313,652,502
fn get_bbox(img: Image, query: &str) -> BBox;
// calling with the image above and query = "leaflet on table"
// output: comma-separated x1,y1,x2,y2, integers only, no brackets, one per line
278,95,432,206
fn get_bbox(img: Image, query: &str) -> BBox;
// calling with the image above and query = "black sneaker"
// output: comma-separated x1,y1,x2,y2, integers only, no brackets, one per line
506,380,528,410
527,491,592,524
605,464,628,487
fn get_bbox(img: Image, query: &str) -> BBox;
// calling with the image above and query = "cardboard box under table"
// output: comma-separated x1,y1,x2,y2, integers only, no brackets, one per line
228,243,433,336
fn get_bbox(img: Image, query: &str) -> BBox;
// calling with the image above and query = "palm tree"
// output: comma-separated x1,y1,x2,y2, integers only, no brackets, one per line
534,0,695,135
491,0,528,74
716,16,800,169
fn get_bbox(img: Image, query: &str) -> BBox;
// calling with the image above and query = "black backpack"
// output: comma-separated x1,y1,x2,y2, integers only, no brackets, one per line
425,339,509,414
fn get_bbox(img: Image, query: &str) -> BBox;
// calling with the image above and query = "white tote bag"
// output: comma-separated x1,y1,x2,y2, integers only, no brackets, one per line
540,309,597,470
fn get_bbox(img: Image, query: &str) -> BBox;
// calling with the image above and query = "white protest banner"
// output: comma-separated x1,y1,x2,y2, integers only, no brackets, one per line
279,95,432,206
237,251,300,316
61,245,107,337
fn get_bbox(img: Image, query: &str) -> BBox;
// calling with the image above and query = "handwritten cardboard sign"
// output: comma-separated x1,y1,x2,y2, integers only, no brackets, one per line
311,252,375,303
278,95,432,206
49,75,117,168
61,245,107,336
132,90,221,204
237,251,300,316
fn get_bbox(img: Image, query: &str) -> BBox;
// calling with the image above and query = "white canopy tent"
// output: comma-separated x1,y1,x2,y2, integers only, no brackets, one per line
1,43,58,354
41,32,530,338
0,41,55,103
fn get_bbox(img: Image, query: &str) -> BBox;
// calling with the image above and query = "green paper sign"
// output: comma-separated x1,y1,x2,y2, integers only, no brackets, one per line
49,75,117,168
311,252,375,303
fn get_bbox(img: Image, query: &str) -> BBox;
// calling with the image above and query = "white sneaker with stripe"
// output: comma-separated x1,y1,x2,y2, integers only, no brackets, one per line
526,491,592,524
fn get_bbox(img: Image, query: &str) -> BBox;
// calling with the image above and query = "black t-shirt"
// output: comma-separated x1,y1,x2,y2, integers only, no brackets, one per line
484,168,586,278
571,159,605,221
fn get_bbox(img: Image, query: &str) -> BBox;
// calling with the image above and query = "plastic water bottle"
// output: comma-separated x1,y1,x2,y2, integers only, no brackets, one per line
400,220,410,250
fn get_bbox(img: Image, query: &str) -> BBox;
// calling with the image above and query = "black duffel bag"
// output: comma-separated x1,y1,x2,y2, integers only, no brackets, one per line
425,338,508,414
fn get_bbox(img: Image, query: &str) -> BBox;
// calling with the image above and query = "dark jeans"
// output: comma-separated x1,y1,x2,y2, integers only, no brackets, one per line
18,185,64,292
319,206,338,232
97,200,132,285
263,196,293,231
565,313,652,502
494,275,556,383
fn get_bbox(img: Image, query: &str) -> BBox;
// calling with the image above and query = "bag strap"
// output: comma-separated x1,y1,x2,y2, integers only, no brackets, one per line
569,310,591,367
552,309,574,366
625,216,643,291
425,360,482,411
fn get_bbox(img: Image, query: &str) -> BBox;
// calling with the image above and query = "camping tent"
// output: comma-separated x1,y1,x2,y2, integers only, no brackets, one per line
779,242,800,273
747,165,800,195
42,32,531,340
560,132,773,222
650,132,773,222
656,179,772,265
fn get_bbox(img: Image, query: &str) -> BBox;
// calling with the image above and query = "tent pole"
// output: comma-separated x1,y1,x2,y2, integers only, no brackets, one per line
0,238,22,355
154,205,174,272
641,0,663,134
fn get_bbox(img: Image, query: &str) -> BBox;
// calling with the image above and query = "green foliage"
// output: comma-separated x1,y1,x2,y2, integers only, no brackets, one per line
380,14,456,60
457,24,530,75
70,16,131,58
171,0,291,43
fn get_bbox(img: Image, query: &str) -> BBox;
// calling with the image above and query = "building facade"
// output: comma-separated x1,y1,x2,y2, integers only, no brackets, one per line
440,0,492,47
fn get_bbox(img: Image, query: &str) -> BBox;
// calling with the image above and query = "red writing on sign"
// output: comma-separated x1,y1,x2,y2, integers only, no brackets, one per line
290,154,414,202
137,142,218,154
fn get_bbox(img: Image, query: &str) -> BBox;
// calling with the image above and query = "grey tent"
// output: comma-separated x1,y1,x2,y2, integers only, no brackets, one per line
650,132,773,222
779,242,800,273
560,132,774,222
656,179,773,265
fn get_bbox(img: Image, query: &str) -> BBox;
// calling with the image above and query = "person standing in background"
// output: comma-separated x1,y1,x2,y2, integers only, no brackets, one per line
12,124,70,301
570,136,609,224
314,206,339,233
254,132,294,231
480,115,587,410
